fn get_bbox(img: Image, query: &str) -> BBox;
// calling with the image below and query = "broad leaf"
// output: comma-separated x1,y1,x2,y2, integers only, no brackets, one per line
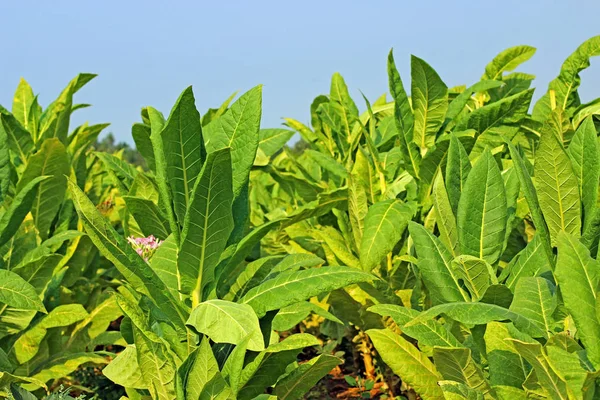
457,149,507,263
187,300,264,351
360,200,416,272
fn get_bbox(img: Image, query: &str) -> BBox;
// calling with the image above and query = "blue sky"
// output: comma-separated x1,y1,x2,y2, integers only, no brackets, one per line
1,1,600,145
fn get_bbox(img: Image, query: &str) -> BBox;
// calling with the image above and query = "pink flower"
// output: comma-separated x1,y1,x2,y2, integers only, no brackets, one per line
128,235,163,262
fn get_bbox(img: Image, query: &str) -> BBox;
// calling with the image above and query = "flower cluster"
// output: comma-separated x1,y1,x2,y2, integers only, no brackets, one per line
127,235,162,262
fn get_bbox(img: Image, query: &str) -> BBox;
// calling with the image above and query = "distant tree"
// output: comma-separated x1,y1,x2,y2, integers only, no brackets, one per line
94,133,146,168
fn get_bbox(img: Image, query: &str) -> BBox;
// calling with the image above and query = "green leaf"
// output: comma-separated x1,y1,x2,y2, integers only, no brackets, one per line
272,302,343,331
12,78,35,132
148,106,180,243
503,234,549,290
484,322,529,387
388,50,420,177
177,148,233,302
533,35,600,120
131,122,156,172
406,302,545,338
199,373,232,400
360,200,416,272
68,179,186,333
159,86,204,223
457,149,507,264
0,176,50,248
305,150,347,178
534,125,581,246
367,328,444,400
369,304,462,348
509,277,556,339
274,354,342,400
482,45,537,80
14,304,87,363
179,337,219,400
445,81,505,125
0,269,45,312
433,347,491,395
445,135,471,214
237,335,312,400
103,346,146,389
258,129,294,157
205,86,262,199
568,117,599,232
452,255,496,301
555,231,600,368
509,340,570,399
408,222,469,304
187,300,264,351
506,142,553,264
0,112,33,163
149,235,181,301
457,89,533,136
438,381,484,400
133,325,177,400
16,138,69,239
433,174,459,256
240,266,373,317
348,174,368,249
95,152,138,191
123,196,170,240
411,56,448,152
222,337,250,395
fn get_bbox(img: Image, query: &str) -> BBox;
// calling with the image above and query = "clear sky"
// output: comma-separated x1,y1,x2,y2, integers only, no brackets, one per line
1,1,600,145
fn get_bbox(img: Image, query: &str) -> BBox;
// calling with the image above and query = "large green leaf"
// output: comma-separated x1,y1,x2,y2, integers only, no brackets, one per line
509,340,570,399
457,149,507,264
506,142,553,264
0,112,33,163
123,196,170,240
0,269,45,312
369,304,462,348
406,302,545,338
433,174,459,256
509,277,556,340
16,138,69,239
503,234,549,290
14,304,87,363
555,232,600,368
205,86,262,199
534,123,581,246
159,86,204,223
452,255,496,301
408,222,469,304
179,338,219,400
484,322,529,388
187,300,264,351
68,179,186,333
273,354,342,400
133,325,177,400
533,35,600,120
388,50,420,177
131,122,156,172
177,148,233,302
359,200,416,272
258,128,294,157
445,134,471,214
103,346,146,389
432,347,491,395
568,117,599,232
368,328,444,400
0,176,49,248
456,89,533,136
411,56,448,152
482,45,537,80
240,266,373,317
148,106,180,243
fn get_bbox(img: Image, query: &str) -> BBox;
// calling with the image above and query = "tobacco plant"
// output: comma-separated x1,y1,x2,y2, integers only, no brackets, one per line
0,76,126,396
65,84,375,399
